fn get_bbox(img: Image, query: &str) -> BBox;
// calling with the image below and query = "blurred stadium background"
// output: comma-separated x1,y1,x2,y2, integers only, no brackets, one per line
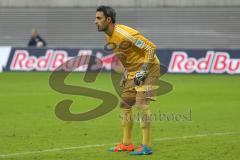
1,0,240,48
0,0,240,160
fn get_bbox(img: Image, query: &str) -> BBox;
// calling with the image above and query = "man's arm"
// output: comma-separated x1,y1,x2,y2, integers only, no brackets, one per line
28,38,37,47
133,35,157,85
134,34,157,69
115,26,157,85
37,35,47,46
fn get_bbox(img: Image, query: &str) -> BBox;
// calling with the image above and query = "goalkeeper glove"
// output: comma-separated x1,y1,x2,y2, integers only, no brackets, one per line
134,70,148,86
134,64,149,86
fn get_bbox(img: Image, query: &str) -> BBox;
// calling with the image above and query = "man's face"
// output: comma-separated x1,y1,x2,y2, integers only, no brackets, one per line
31,31,37,37
95,11,109,32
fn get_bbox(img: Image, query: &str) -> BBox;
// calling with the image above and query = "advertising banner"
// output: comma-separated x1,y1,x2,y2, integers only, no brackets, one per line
0,47,240,74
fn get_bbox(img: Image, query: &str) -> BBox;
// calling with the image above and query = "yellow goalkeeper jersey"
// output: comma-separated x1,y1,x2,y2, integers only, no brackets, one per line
105,24,160,79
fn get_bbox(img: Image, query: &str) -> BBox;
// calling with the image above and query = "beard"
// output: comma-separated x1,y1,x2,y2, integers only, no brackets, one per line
97,24,108,32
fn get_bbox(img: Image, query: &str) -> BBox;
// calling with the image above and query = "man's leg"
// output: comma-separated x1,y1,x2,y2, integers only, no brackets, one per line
135,76,159,148
129,98,153,155
120,98,135,145
136,98,151,147
130,77,158,155
108,89,136,152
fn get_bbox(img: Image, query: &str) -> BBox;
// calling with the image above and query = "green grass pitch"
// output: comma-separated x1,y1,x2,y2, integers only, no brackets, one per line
0,72,240,160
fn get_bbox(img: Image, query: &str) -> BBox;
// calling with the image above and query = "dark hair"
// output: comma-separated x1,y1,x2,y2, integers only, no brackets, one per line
96,5,116,23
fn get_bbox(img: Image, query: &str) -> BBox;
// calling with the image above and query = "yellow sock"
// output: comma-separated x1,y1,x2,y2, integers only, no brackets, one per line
139,107,151,147
121,108,133,145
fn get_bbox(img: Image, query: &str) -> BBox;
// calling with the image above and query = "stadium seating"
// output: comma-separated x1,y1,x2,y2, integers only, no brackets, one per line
0,7,239,48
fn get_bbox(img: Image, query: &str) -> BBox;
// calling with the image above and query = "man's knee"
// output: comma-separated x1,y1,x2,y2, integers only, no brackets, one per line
120,97,135,109
135,98,151,128
136,98,150,107
137,105,151,128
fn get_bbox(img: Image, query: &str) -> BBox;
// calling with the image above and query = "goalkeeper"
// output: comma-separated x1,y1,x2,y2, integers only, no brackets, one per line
95,6,160,155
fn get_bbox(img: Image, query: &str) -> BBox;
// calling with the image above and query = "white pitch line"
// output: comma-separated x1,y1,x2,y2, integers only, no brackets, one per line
153,131,240,142
0,143,118,158
0,131,240,158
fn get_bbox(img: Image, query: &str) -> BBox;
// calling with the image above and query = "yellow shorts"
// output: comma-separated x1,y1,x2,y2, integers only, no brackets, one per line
121,76,159,101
